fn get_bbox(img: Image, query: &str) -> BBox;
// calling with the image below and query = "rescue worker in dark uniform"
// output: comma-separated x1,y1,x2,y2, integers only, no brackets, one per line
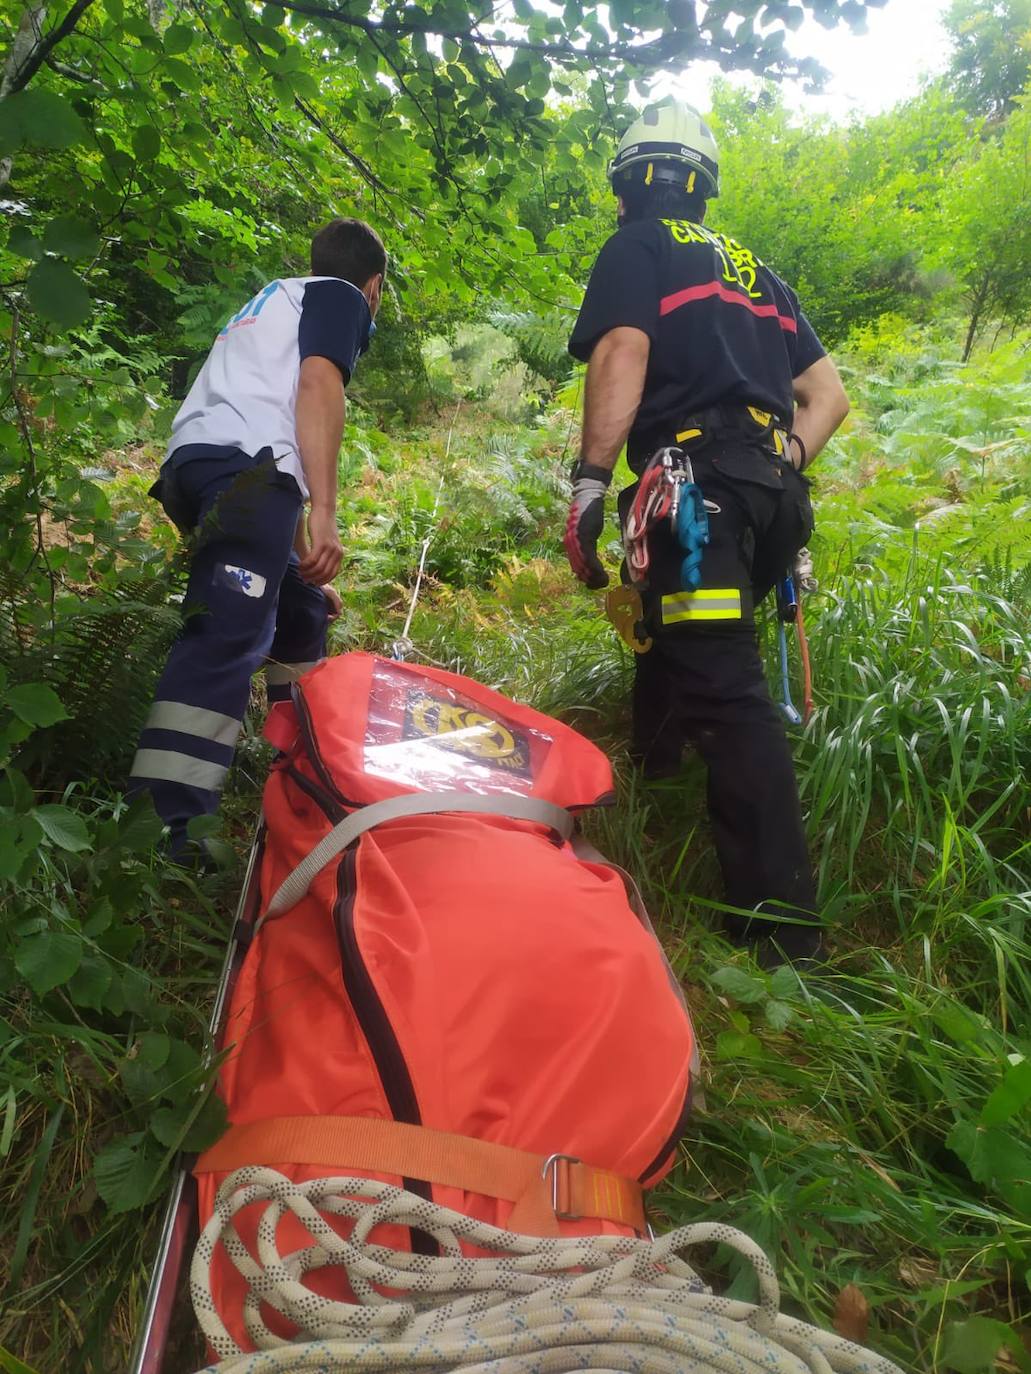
563,102,849,964
127,216,385,860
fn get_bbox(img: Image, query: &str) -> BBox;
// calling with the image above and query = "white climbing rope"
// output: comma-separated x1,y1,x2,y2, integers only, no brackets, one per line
192,1168,904,1374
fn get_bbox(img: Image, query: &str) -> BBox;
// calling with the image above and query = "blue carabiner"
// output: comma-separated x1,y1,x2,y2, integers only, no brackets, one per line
676,483,710,591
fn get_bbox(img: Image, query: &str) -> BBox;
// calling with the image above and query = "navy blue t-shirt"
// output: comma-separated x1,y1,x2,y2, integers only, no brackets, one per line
297,277,372,383
569,218,825,470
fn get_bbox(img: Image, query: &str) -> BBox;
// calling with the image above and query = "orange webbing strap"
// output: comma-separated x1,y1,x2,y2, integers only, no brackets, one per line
194,1115,647,1238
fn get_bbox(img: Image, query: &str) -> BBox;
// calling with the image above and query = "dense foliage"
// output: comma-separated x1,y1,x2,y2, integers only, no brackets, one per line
1,0,1031,1371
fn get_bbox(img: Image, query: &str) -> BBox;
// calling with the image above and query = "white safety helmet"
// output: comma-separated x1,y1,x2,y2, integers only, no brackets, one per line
608,100,720,199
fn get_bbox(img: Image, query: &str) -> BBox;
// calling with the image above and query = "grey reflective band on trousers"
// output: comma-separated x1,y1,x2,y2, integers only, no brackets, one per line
142,700,243,749
262,791,574,923
129,749,229,792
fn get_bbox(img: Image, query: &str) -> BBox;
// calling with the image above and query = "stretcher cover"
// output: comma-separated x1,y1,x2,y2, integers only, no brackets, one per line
195,651,694,1349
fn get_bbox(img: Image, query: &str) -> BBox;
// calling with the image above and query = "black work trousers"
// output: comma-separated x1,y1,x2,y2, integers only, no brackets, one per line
621,440,817,952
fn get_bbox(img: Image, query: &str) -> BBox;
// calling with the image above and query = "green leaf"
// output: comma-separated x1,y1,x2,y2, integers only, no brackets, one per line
163,22,194,53
93,1135,160,1213
0,1086,17,1158
768,965,799,999
137,1030,171,1070
150,1090,227,1151
161,58,201,90
33,804,91,852
947,1120,1031,1186
0,816,43,882
132,124,162,162
711,966,767,1004
0,1344,45,1374
42,215,101,261
0,89,86,154
7,225,41,259
68,953,114,1012
931,997,983,1045
116,797,166,852
7,683,68,727
27,260,92,329
764,999,795,1031
981,1059,1031,1127
943,1317,1031,1374
15,929,82,996
715,1030,764,1061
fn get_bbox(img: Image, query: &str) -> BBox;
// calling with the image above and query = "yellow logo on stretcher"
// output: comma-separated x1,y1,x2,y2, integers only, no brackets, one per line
406,694,531,773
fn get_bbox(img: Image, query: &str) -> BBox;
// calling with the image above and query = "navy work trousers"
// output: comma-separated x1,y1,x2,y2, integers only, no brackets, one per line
127,449,329,853
621,441,819,957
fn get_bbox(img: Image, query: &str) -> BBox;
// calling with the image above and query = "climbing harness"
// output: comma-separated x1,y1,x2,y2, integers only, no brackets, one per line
191,1170,905,1374
623,446,714,590
390,404,460,663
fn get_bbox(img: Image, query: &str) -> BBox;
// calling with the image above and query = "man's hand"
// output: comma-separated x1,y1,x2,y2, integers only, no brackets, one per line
564,463,611,589
322,582,343,618
299,506,343,584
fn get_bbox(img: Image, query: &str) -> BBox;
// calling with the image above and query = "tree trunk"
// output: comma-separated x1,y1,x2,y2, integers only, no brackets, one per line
0,2,46,186
962,270,992,363
0,1,48,99
0,0,97,187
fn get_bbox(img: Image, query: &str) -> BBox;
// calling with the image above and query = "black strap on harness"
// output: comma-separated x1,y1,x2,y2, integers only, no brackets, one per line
671,403,795,463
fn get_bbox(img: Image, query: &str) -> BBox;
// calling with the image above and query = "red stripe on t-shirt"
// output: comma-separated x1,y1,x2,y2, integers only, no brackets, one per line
659,280,798,333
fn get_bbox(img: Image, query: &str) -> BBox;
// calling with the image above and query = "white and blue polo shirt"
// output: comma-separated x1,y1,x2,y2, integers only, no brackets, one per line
166,275,372,500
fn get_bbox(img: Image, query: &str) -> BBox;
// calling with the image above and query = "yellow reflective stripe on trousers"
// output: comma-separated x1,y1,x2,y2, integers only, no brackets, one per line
265,660,320,686
662,588,742,624
144,700,242,748
129,749,229,791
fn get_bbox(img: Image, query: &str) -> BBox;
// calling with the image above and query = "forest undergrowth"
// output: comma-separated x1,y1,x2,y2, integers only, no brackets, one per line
2,321,1031,1374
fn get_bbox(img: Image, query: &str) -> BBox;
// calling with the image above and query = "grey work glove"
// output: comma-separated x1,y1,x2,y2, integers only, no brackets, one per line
564,461,612,590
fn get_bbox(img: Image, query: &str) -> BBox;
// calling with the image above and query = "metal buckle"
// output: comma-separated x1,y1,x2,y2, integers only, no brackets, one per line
540,1152,581,1220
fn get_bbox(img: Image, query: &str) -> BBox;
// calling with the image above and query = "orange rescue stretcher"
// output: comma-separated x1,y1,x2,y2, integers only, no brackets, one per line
130,651,697,1367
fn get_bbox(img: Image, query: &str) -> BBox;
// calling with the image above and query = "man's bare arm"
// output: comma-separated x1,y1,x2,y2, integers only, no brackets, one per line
580,327,651,471
791,355,849,470
295,354,345,584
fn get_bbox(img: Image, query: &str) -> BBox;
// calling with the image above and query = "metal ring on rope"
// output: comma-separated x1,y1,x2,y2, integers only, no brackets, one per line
192,1169,905,1374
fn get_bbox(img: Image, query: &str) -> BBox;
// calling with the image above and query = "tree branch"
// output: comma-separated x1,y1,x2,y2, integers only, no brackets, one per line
292,96,422,214
260,0,701,68
2,0,96,97
44,52,103,83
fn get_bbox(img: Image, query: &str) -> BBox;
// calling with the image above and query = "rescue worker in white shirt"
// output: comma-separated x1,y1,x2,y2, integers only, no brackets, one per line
127,216,385,861
564,103,849,964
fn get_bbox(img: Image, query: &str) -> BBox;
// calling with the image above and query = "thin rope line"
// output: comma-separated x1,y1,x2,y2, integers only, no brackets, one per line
393,402,460,659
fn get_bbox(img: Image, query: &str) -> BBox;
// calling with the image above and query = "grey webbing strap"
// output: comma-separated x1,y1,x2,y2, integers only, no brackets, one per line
262,791,574,923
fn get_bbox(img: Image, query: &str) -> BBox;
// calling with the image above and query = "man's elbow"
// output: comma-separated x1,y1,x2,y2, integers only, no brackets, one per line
831,383,850,428
592,327,651,367
298,355,346,397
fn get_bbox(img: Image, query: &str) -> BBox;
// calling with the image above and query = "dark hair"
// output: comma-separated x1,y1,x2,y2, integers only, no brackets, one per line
619,180,708,226
310,217,387,286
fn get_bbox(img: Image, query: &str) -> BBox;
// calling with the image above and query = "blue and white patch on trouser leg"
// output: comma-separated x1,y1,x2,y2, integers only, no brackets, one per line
127,452,303,856
264,554,330,703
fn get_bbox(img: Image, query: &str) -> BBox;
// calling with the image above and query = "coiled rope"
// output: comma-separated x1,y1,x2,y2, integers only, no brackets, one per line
192,1169,904,1374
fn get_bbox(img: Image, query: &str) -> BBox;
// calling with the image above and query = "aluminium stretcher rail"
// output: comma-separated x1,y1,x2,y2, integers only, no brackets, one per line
129,828,265,1374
